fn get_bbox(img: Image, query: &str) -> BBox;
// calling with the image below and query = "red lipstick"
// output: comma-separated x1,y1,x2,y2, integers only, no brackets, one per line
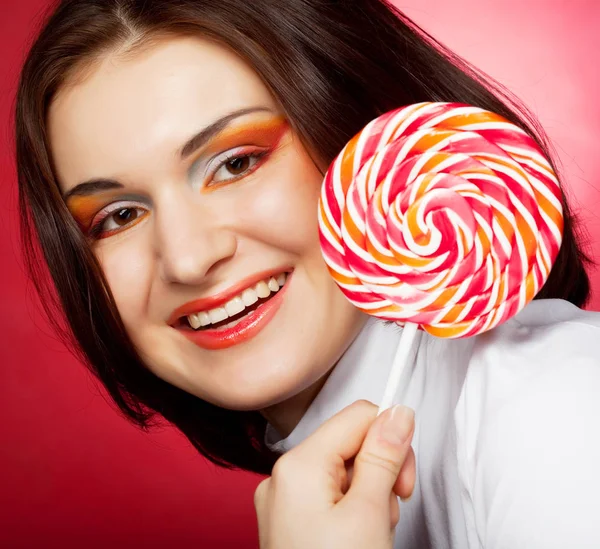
170,269,291,351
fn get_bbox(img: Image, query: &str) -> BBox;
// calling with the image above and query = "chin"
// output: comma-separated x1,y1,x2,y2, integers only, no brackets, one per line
204,357,330,413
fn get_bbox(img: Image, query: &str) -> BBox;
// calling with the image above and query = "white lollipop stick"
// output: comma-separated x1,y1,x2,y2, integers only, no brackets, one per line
377,322,419,415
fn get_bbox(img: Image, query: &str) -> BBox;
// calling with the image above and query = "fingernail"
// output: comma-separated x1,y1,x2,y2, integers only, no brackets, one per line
381,405,415,446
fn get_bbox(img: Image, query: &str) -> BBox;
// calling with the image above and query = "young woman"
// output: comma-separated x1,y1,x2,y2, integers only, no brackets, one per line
15,0,600,547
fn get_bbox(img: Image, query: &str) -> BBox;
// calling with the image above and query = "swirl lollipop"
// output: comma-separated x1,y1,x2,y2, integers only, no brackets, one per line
318,102,563,411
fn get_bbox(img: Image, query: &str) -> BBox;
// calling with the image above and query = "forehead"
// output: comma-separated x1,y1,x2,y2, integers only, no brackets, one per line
48,36,275,191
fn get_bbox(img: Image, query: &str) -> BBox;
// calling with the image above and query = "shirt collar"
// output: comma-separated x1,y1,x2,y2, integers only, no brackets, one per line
265,317,410,453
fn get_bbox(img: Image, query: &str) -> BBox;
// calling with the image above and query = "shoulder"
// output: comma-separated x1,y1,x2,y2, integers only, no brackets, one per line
460,298,600,418
454,299,600,548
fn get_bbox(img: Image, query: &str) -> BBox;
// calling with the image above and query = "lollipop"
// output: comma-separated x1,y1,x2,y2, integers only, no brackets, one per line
318,102,563,411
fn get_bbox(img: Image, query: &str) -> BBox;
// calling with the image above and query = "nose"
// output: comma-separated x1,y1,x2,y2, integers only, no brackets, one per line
154,193,237,286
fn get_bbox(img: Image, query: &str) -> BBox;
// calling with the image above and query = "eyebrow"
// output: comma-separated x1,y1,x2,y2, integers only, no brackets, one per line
63,178,123,201
63,106,273,201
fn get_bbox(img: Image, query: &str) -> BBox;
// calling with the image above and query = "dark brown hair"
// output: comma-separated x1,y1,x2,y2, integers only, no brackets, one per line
16,0,590,474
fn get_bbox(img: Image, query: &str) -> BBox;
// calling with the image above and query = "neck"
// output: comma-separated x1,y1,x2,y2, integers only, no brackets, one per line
260,370,333,438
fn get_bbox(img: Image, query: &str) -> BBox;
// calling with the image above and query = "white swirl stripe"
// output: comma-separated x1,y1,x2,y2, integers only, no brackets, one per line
318,102,564,338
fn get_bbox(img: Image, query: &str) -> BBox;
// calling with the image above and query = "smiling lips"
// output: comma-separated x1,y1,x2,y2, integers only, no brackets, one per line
186,273,287,329
170,269,291,350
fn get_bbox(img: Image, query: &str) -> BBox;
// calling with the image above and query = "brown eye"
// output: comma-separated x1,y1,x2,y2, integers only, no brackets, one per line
87,205,149,240
112,208,138,226
226,156,251,175
208,150,268,186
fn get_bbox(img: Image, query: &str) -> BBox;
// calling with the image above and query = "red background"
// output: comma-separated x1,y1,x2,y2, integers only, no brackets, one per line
1,1,599,547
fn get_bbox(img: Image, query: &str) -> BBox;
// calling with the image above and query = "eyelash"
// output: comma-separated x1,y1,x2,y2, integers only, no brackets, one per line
87,202,148,240
208,148,269,186
86,150,270,240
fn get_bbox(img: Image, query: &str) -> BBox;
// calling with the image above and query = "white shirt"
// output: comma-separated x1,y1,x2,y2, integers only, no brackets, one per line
265,299,600,548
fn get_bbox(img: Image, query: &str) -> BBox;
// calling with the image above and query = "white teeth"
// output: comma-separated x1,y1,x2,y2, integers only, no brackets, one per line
241,288,259,307
188,313,201,330
225,297,245,317
209,307,228,324
255,280,270,299
186,272,290,329
267,277,280,292
198,311,211,327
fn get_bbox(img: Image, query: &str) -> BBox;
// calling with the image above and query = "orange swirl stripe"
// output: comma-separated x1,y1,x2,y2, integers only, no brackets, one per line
318,102,563,338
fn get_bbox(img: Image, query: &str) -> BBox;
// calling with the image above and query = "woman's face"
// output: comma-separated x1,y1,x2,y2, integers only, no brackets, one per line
49,36,365,411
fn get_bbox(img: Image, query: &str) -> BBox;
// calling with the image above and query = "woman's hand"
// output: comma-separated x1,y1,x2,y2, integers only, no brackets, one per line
254,400,416,549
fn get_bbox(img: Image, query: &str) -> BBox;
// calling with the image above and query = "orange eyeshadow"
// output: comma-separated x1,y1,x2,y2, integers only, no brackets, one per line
201,116,289,158
66,192,118,231
65,116,289,232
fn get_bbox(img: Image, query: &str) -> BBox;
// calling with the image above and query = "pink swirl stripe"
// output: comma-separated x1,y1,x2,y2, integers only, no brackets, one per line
318,102,563,338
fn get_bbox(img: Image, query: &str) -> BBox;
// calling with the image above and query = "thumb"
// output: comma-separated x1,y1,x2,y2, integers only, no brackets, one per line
346,405,415,508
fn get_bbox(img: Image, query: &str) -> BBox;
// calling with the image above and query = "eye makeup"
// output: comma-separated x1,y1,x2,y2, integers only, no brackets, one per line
188,115,290,191
66,192,150,240
64,114,290,240
200,115,288,158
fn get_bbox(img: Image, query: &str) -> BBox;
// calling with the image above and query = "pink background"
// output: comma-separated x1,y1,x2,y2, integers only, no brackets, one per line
1,1,598,547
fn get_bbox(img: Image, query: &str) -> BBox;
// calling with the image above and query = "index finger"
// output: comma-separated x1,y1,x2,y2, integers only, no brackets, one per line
293,399,378,464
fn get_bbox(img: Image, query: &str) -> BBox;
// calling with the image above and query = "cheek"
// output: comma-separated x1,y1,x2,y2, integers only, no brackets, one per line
236,152,324,252
95,238,152,328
